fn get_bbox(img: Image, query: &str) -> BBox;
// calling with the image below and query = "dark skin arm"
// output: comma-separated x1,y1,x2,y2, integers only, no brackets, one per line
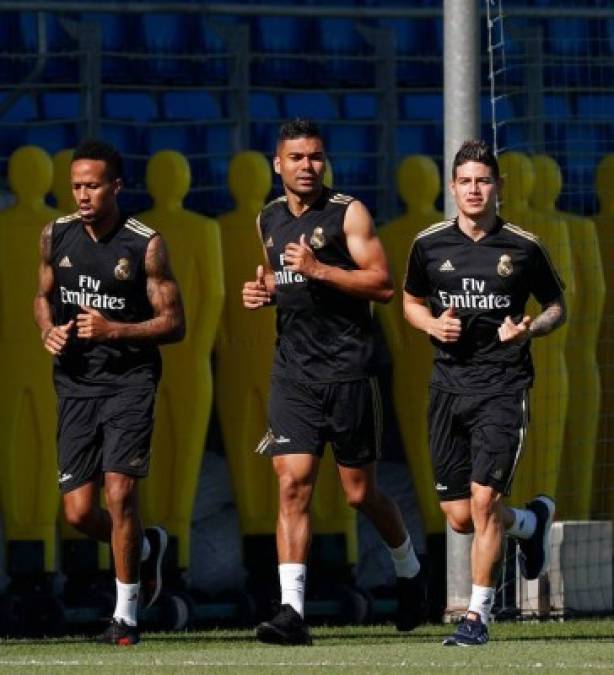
242,214,277,310
75,234,185,344
34,222,75,355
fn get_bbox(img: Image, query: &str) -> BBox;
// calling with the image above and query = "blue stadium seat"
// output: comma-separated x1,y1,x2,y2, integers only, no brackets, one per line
162,91,221,120
0,92,36,122
480,95,514,126
396,124,440,157
249,92,280,151
326,125,375,187
141,13,195,82
317,18,371,85
19,12,78,82
145,126,198,155
545,17,591,56
24,125,76,154
195,16,240,84
400,94,443,121
343,94,378,120
101,124,140,155
576,95,614,121
283,92,339,121
103,92,158,122
86,12,140,83
0,13,23,81
379,17,440,86
41,92,81,120
543,95,571,120
0,93,36,154
251,17,313,85
250,92,279,120
204,126,232,184
497,123,530,152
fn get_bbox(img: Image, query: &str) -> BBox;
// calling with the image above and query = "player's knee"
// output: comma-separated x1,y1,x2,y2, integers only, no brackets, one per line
278,475,312,510
447,516,474,534
442,506,473,534
344,485,370,510
63,503,93,531
471,490,498,521
104,480,137,515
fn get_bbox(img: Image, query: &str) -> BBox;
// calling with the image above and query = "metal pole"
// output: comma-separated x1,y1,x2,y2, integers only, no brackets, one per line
442,0,480,620
444,0,480,217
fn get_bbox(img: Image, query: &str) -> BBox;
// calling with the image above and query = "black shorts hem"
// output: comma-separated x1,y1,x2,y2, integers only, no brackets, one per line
59,474,102,495
437,490,471,502
102,465,149,479
335,456,376,469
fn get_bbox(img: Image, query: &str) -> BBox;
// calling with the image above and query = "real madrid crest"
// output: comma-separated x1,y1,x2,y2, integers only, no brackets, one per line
309,226,326,249
497,254,513,277
114,257,131,281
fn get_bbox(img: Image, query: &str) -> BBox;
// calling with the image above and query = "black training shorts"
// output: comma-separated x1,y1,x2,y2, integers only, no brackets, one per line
428,387,529,501
56,387,156,494
257,376,382,467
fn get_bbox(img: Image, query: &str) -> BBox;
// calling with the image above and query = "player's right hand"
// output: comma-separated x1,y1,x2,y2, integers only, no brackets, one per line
242,265,272,310
430,305,462,343
42,319,74,355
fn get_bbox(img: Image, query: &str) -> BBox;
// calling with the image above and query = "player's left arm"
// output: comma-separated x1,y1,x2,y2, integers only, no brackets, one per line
498,295,566,344
76,234,186,344
283,200,394,303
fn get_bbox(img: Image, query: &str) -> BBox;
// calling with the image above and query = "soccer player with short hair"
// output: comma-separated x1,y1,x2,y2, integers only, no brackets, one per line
403,140,565,646
243,119,425,645
34,140,185,645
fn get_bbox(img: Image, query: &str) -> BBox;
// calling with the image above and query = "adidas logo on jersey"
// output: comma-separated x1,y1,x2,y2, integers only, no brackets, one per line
59,256,73,268
439,259,455,272
265,236,274,248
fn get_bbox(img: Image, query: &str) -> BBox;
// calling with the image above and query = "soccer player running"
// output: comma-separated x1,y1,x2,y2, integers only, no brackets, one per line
242,119,425,646
34,140,185,645
403,140,565,646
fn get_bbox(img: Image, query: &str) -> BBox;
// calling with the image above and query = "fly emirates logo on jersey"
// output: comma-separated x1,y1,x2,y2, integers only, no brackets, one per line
60,274,126,310
438,277,511,310
274,253,306,286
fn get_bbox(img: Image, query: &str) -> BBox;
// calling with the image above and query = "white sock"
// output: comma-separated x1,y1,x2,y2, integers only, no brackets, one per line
507,508,537,540
141,534,151,562
279,563,306,618
387,535,421,579
114,580,140,627
467,584,495,625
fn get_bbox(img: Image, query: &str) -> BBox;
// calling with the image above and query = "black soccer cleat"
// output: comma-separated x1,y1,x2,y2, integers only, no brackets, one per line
140,526,168,609
395,570,427,631
518,495,555,580
442,615,489,647
97,618,140,646
255,604,312,646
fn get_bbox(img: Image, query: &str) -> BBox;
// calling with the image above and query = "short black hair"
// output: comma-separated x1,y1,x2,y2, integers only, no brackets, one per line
452,140,499,181
72,139,123,181
277,118,323,146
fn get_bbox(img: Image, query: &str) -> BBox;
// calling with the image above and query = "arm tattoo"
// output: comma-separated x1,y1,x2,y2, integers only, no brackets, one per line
529,298,566,337
40,222,53,263
144,235,185,343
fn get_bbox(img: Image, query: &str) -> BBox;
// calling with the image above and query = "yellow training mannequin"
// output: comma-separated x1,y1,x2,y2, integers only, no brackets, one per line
136,150,224,568
593,154,614,519
531,154,605,519
51,148,75,213
499,151,574,507
0,146,62,571
215,151,279,535
377,155,445,535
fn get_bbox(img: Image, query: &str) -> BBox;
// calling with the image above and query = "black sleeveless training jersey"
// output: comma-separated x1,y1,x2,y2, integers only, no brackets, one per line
50,212,161,397
259,187,375,383
404,217,564,394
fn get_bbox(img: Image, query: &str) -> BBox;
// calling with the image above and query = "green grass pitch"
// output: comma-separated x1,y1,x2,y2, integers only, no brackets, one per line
0,620,612,674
